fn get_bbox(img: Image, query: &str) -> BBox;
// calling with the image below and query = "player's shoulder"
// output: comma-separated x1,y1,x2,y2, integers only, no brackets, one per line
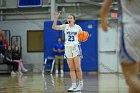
75,24,80,27
75,24,82,30
75,24,81,28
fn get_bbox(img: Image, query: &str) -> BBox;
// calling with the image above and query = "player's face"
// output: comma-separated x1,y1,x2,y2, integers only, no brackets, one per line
67,15,75,24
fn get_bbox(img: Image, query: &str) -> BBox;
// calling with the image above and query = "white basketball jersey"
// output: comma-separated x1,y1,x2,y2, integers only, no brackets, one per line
120,0,140,23
60,24,82,46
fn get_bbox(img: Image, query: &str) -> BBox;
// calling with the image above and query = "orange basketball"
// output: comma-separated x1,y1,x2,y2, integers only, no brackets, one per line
78,31,89,42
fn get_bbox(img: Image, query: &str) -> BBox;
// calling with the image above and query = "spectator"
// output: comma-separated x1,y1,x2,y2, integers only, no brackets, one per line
3,46,19,75
12,46,28,75
53,36,65,74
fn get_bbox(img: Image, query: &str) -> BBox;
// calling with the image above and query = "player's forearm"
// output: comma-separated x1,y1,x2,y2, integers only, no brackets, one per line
52,17,58,30
100,0,112,22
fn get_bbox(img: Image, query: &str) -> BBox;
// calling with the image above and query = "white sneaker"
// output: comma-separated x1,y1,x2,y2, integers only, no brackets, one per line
55,70,58,74
67,85,77,92
11,71,16,75
23,68,28,72
74,83,83,91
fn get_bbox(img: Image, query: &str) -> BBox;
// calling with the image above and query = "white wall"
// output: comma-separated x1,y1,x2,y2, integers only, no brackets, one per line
0,20,45,72
98,23,122,73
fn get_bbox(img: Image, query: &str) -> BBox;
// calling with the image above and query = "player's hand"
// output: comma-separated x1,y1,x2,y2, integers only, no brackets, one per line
54,11,61,19
101,20,108,32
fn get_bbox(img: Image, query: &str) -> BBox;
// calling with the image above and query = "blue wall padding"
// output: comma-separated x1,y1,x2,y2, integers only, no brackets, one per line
44,21,62,58
76,20,98,71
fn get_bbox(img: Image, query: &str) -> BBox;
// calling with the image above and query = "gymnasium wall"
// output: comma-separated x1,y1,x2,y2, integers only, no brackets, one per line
0,20,44,72
98,22,122,73
0,20,121,73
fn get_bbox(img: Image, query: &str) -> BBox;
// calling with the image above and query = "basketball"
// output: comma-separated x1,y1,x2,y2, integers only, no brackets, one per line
78,31,89,42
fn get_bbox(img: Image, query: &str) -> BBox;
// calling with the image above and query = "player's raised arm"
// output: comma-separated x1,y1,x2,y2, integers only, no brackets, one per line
100,0,112,31
52,11,62,30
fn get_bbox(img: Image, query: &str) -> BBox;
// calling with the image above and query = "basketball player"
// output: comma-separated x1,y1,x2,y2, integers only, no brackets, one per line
52,12,83,92
100,0,140,93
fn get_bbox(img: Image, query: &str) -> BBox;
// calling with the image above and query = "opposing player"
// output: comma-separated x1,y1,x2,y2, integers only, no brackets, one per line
100,0,140,93
52,12,83,92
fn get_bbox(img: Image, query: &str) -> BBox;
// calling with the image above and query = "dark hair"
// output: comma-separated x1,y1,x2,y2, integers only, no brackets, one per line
69,14,76,20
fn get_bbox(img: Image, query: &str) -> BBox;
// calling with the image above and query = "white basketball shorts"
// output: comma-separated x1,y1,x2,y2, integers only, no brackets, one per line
64,45,82,58
120,23,140,63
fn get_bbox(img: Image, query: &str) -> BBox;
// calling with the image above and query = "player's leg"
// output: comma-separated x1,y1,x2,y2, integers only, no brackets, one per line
120,24,140,93
121,62,140,93
65,46,78,91
74,56,82,81
74,56,83,91
71,45,83,91
72,45,83,81
67,58,77,91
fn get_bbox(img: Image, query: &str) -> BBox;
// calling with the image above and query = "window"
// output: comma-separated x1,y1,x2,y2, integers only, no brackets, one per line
27,30,44,52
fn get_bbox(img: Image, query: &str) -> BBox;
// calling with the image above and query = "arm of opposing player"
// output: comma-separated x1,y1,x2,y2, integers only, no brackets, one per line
100,0,112,32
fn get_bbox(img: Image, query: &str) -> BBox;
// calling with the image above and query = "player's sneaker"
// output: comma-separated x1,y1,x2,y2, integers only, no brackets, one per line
74,82,83,91
67,85,77,92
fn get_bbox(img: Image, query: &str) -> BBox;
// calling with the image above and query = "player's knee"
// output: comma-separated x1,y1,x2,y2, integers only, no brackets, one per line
69,67,75,71
125,76,139,88
75,67,81,72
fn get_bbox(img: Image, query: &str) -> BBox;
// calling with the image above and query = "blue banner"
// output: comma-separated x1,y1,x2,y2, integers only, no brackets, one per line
18,0,41,7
